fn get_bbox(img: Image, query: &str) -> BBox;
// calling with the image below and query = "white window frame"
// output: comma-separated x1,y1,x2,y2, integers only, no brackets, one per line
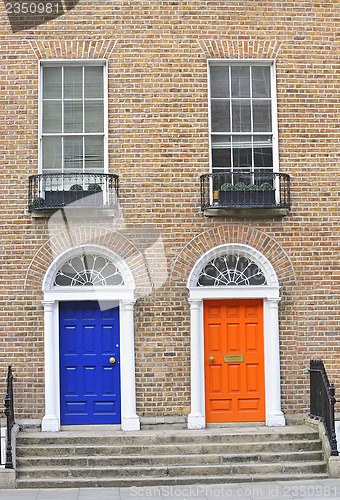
38,59,108,175
207,59,279,174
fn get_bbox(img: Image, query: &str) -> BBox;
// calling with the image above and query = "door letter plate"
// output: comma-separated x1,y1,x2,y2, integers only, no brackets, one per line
224,354,244,363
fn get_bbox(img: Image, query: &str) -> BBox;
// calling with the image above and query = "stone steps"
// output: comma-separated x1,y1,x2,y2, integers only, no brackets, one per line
15,473,330,490
15,425,328,488
16,449,324,468
15,428,319,446
15,439,323,458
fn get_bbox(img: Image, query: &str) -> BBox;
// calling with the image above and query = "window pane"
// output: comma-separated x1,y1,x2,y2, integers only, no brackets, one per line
64,136,83,171
254,135,273,168
253,100,272,132
64,101,83,133
211,135,231,169
252,66,271,98
84,66,104,98
231,66,250,97
43,67,62,99
42,136,62,172
210,66,229,98
232,135,252,169
232,99,251,132
64,67,82,99
85,136,104,172
211,100,230,132
43,101,62,133
85,101,104,133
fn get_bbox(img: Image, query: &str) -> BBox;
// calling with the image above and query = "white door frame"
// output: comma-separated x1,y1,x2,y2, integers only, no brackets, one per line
41,245,140,432
187,244,285,429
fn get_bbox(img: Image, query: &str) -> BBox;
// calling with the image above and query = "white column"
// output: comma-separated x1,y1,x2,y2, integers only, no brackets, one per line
41,300,60,432
265,298,285,426
188,299,205,429
120,300,140,431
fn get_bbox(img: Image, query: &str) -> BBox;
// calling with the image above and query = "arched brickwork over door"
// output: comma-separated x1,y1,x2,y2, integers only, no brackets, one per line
170,224,296,289
25,226,152,297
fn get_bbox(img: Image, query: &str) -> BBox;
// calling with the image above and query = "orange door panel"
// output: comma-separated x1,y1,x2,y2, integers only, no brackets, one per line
204,299,265,423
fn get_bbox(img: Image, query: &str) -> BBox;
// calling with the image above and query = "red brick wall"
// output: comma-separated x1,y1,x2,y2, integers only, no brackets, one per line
0,1,338,420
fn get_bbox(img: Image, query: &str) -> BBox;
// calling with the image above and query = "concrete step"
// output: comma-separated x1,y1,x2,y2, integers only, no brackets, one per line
16,438,323,458
16,460,327,480
16,449,324,468
16,428,320,447
15,472,329,489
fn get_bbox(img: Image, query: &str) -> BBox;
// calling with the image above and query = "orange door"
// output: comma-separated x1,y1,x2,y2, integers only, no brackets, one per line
204,299,265,423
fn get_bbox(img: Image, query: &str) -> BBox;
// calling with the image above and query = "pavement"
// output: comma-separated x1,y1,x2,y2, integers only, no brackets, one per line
1,479,340,500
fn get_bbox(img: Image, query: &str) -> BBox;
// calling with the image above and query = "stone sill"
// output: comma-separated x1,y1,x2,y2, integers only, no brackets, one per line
29,208,117,219
203,207,289,218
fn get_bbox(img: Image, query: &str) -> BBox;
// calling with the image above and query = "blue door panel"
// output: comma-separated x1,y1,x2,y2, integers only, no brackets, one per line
84,326,96,352
84,366,96,395
102,366,116,394
60,301,121,425
93,401,116,414
66,401,87,414
64,367,78,395
102,325,115,352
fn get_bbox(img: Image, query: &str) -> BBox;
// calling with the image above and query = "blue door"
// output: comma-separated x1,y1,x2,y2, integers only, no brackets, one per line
59,301,121,425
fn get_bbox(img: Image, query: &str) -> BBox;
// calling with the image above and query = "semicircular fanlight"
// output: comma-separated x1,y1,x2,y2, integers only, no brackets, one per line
197,254,267,286
54,253,125,287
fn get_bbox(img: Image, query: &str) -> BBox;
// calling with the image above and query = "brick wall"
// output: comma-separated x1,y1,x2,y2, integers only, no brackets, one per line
0,1,338,420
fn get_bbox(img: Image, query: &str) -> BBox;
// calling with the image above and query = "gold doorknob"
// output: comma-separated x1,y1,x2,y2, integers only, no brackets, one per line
109,357,116,364
209,356,215,362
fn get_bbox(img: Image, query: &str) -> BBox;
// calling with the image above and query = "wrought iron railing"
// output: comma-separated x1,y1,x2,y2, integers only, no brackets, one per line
28,173,119,211
4,366,15,468
310,359,338,456
200,170,291,210
0,413,2,465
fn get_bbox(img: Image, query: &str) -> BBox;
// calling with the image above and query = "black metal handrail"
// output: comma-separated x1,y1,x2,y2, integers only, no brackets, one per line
310,359,338,456
200,170,291,210
28,173,119,211
4,366,15,468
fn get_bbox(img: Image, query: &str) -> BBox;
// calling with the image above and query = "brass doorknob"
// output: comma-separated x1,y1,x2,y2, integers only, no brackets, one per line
209,356,215,363
109,357,116,364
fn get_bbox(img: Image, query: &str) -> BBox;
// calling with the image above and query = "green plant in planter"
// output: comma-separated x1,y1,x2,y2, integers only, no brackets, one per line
70,184,83,191
246,184,258,191
233,182,246,191
220,182,233,191
87,183,102,192
259,182,274,191
32,196,45,208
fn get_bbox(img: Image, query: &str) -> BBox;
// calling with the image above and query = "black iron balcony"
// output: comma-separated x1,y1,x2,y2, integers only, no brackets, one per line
28,173,119,211
200,170,291,212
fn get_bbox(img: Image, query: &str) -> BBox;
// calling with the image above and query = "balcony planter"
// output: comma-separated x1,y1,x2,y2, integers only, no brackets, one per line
218,182,275,207
45,184,103,207
31,197,45,209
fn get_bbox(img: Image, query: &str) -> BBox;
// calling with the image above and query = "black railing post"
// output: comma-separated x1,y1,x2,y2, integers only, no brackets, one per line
329,383,338,456
310,359,338,457
4,366,14,469
0,413,2,465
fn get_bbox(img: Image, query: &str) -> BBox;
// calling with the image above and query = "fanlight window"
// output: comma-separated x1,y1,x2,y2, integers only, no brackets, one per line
54,254,124,287
197,254,267,286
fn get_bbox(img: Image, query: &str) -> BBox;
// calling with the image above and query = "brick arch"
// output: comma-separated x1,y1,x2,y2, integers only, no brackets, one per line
197,39,282,59
25,226,152,297
29,39,117,60
170,225,296,289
